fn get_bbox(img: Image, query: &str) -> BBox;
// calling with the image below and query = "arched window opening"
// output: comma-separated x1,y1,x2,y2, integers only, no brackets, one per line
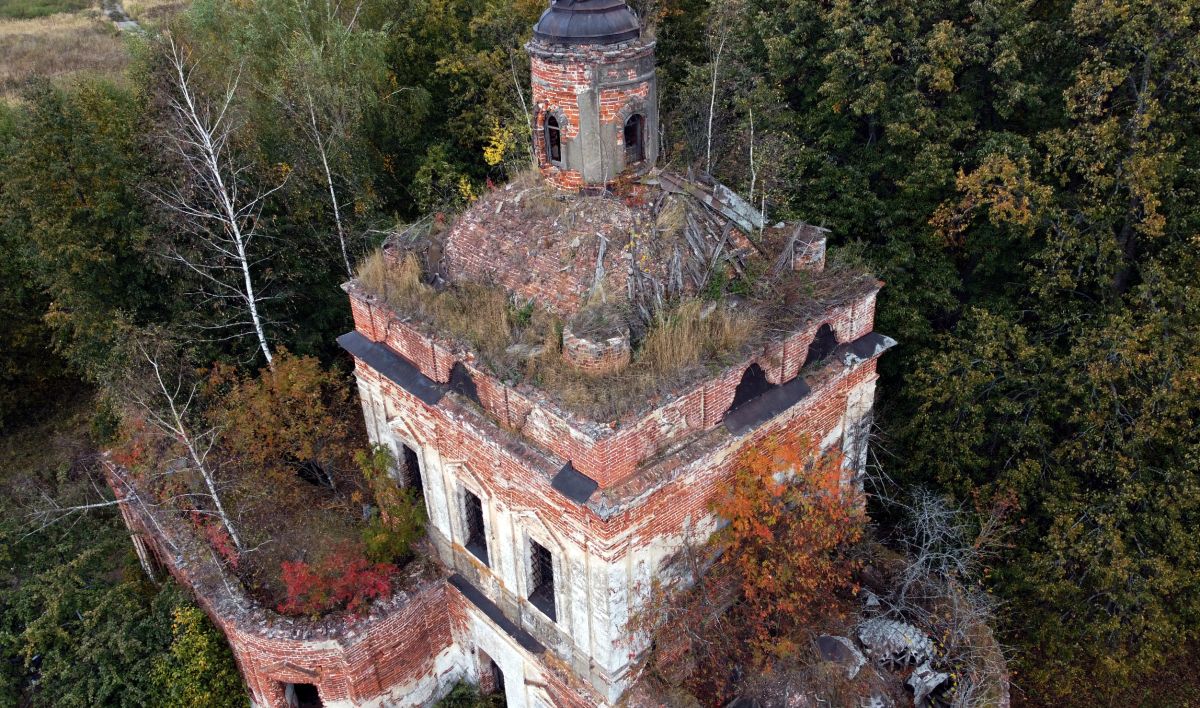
728,363,774,414
463,489,489,566
803,323,839,368
624,114,644,164
449,361,481,406
478,649,505,696
545,115,562,165
392,442,424,500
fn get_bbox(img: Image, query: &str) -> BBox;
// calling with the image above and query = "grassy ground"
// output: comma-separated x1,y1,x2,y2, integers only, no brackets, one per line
123,0,185,23
0,1,129,103
0,0,89,19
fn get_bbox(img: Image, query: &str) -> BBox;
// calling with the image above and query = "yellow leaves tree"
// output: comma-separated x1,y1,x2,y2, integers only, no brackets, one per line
635,434,866,704
711,434,866,662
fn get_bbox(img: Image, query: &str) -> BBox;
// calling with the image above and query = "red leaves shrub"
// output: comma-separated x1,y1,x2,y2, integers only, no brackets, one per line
190,511,239,569
277,545,396,617
110,417,151,469
712,435,865,657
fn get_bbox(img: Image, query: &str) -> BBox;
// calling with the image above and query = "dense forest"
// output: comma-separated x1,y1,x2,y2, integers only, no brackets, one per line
1,0,1198,704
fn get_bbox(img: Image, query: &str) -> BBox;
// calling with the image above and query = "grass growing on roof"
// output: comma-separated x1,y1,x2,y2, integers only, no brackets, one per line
355,249,762,421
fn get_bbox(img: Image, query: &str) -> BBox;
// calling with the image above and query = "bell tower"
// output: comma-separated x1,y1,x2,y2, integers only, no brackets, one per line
528,0,658,190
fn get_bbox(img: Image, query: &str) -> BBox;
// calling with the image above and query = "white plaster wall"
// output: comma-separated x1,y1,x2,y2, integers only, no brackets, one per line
462,604,535,708
353,365,882,705
841,378,877,479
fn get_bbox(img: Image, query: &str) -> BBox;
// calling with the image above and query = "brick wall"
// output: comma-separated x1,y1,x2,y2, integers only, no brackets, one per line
108,465,464,708
347,284,880,490
528,39,657,188
561,325,632,374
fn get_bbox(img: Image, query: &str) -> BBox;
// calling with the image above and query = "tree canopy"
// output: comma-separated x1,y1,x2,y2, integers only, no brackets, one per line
0,0,1198,703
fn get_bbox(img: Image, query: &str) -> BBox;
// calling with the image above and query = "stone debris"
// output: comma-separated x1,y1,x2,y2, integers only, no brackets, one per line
815,634,867,679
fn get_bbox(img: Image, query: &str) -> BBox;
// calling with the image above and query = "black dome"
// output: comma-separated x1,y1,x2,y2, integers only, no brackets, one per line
532,0,640,46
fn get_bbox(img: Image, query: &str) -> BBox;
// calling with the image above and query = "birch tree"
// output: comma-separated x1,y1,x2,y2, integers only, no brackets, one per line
273,0,391,278
127,340,244,554
702,0,746,176
156,35,282,366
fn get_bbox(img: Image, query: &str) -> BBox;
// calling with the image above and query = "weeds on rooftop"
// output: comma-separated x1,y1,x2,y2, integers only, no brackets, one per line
356,251,514,358
641,300,756,375
528,299,757,420
356,250,764,420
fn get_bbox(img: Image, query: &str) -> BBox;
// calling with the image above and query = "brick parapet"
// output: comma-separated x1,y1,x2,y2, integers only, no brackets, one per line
108,460,608,708
595,359,881,526
106,465,460,708
349,330,880,544
346,282,881,490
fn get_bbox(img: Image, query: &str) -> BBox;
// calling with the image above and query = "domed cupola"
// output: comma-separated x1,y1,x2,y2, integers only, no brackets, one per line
528,0,658,190
533,0,641,45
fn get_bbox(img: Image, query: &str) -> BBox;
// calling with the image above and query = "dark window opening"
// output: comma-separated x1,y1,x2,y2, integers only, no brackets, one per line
296,460,334,489
142,538,168,578
286,683,323,708
803,323,839,368
545,115,562,164
529,540,557,622
624,114,645,164
400,443,423,499
728,363,775,413
449,361,481,406
464,490,489,566
478,649,506,698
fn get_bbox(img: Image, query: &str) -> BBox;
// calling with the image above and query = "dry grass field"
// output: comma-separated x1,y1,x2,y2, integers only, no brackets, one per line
123,0,185,23
0,4,130,102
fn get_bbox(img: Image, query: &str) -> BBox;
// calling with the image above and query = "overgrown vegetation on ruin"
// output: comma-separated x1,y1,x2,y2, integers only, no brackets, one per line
2,0,1199,702
633,437,1009,706
356,248,761,419
0,393,247,706
113,350,429,617
354,244,873,421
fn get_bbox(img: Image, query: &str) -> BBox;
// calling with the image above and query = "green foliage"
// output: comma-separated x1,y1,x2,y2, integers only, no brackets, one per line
435,681,506,708
0,0,88,19
642,0,1200,701
357,445,427,564
0,399,243,707
149,606,247,708
0,79,166,381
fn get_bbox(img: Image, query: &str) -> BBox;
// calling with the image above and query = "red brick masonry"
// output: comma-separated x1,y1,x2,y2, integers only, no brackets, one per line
108,466,592,707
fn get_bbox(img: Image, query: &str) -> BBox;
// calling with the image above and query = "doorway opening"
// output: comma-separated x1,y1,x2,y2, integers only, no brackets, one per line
284,683,322,708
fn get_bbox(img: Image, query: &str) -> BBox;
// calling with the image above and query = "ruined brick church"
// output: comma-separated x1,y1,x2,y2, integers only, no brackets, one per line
115,1,892,705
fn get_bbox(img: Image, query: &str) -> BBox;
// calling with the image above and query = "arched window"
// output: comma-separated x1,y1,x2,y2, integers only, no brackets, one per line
545,115,562,165
624,113,644,164
728,363,774,413
803,323,839,368
449,361,481,406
